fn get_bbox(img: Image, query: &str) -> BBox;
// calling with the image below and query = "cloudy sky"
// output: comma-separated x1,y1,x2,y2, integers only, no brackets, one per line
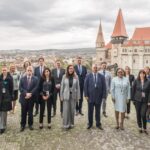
0,0,149,50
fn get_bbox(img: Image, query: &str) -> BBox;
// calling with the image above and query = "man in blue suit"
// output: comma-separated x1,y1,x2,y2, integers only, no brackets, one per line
34,57,46,116
84,64,106,130
74,57,87,116
19,66,38,132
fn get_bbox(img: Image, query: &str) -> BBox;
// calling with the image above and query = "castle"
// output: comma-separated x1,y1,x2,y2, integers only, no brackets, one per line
96,9,150,74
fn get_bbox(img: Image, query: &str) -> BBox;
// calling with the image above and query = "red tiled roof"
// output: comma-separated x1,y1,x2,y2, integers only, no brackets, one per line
132,27,150,40
105,42,112,49
111,9,128,38
122,40,150,47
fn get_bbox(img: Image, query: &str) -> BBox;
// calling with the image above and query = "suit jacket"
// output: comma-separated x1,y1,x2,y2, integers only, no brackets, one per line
74,65,87,88
99,70,112,94
132,79,150,103
60,75,80,101
39,77,55,96
125,74,135,99
34,66,46,80
52,68,65,85
19,75,38,104
84,73,106,104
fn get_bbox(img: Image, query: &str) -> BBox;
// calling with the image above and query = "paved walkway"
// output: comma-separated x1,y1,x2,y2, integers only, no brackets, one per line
0,95,150,150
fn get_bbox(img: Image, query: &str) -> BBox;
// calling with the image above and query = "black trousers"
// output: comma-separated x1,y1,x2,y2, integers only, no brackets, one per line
76,86,83,113
127,99,131,114
88,102,101,127
135,101,148,129
34,94,40,113
39,97,52,124
21,99,34,127
52,89,63,113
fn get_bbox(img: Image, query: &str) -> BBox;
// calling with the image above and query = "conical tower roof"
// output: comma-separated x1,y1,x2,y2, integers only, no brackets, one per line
96,21,105,48
111,9,128,38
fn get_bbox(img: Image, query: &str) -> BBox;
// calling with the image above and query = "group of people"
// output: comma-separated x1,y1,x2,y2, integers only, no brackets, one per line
0,57,150,135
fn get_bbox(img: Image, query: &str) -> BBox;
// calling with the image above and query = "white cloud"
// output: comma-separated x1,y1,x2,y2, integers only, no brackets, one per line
0,0,149,49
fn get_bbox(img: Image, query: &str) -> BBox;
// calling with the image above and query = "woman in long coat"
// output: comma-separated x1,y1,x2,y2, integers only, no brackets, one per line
0,66,13,134
60,65,80,130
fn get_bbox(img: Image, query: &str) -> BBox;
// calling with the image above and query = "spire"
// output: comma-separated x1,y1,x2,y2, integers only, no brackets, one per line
96,20,105,48
111,9,128,38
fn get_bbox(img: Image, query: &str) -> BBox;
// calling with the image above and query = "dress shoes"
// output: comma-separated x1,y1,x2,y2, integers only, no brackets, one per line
33,112,38,117
29,126,34,130
0,129,5,134
79,112,84,116
20,127,25,132
97,126,104,130
103,112,108,118
87,125,92,129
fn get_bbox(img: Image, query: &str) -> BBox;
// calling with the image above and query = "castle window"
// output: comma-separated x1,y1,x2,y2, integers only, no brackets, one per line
145,49,147,52
146,60,148,64
134,49,137,52
145,41,150,44
133,59,136,63
100,58,102,61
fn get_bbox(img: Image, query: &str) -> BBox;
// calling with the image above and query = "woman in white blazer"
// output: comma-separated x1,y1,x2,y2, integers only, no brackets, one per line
60,65,80,130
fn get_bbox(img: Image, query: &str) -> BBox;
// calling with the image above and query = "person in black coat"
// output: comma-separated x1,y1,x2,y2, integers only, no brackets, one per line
0,66,13,134
51,60,65,117
19,66,38,132
132,70,150,134
74,56,87,116
125,66,135,118
144,66,150,80
34,57,46,116
39,68,55,129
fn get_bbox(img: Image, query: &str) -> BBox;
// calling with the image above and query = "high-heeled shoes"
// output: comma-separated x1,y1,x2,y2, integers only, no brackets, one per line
39,124,43,129
48,124,51,129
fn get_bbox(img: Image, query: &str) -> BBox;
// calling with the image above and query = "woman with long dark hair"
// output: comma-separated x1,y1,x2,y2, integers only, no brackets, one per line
39,68,55,129
60,65,80,130
132,70,150,134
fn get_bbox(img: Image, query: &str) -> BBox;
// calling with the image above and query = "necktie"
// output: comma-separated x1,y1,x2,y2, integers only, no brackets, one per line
27,77,31,89
40,67,43,76
94,73,97,87
79,65,82,75
103,70,105,77
57,69,60,78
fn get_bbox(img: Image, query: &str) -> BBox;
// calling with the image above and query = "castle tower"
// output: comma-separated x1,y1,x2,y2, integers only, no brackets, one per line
111,9,128,66
111,8,128,44
96,21,106,64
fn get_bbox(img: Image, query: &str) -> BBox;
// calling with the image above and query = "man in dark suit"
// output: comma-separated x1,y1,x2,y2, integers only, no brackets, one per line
19,66,38,132
84,64,106,130
144,66,150,80
74,57,87,116
52,60,65,117
125,66,135,119
34,57,46,116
